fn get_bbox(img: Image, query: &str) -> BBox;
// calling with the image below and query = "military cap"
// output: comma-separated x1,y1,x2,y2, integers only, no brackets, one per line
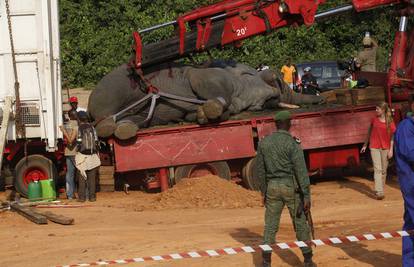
274,110,291,121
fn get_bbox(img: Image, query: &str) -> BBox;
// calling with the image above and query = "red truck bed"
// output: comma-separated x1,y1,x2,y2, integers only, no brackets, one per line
112,104,376,173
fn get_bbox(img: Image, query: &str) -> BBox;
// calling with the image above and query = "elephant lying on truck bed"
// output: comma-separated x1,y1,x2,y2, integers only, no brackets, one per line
88,60,325,140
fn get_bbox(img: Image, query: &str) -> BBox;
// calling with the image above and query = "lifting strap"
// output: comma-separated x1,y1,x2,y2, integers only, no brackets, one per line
112,65,206,123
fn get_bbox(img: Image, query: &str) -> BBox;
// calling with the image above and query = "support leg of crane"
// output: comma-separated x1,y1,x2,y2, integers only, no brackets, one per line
159,168,169,192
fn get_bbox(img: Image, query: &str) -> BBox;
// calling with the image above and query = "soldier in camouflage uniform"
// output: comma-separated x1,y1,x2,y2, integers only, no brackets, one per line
256,111,315,267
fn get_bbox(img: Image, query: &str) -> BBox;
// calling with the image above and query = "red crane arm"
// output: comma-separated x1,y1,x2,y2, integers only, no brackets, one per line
133,0,408,69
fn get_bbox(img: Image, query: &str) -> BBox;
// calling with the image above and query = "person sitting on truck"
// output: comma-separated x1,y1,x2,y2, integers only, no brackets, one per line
301,67,320,95
59,110,78,199
280,58,296,90
75,111,100,202
360,102,396,200
355,33,378,72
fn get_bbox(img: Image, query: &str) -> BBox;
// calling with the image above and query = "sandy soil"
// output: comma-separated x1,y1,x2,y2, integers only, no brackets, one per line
0,173,404,267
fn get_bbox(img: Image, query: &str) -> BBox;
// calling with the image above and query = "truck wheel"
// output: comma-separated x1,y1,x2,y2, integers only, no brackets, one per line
242,158,263,191
174,161,231,184
14,155,57,197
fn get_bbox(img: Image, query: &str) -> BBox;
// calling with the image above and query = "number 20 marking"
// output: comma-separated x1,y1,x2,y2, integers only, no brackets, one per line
236,27,247,37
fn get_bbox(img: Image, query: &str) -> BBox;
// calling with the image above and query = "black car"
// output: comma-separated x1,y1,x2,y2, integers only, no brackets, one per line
296,61,344,92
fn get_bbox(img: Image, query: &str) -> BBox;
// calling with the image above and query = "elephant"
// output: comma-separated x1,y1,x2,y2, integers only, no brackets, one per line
88,60,325,140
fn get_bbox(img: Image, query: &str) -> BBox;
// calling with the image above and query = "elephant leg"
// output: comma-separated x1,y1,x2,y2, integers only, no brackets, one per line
202,99,224,120
114,119,139,140
184,111,197,122
186,106,229,124
219,109,231,121
95,117,117,138
197,106,209,125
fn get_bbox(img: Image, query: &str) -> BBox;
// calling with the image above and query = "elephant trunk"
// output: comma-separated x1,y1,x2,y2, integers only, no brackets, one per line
280,91,326,105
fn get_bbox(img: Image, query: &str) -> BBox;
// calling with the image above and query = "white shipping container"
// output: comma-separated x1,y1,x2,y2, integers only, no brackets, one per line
0,0,62,151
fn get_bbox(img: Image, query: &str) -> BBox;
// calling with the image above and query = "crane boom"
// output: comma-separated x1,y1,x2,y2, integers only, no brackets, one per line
132,0,406,69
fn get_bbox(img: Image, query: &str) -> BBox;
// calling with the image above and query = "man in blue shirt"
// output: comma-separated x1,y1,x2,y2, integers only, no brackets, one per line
394,102,414,267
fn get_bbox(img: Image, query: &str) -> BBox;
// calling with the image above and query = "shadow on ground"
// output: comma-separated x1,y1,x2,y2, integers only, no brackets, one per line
332,242,401,267
230,228,303,267
311,164,401,199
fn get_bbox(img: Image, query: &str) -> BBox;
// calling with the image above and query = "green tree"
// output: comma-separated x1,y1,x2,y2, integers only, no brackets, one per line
59,0,401,88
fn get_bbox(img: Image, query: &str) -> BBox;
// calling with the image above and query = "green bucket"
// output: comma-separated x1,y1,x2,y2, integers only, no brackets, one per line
40,179,56,200
28,181,42,202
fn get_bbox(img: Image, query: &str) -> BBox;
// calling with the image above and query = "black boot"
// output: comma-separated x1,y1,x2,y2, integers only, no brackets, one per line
303,252,316,267
262,251,271,267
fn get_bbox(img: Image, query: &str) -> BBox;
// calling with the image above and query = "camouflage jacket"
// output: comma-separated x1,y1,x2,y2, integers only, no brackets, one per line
256,130,310,200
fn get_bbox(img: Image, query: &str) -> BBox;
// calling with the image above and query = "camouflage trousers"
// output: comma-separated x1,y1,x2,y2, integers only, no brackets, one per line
263,179,312,255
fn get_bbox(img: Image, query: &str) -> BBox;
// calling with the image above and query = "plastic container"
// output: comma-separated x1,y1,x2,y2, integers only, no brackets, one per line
28,181,42,202
40,179,56,200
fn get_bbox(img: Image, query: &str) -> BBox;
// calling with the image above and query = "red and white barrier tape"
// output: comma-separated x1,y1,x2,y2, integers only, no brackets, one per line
56,230,413,267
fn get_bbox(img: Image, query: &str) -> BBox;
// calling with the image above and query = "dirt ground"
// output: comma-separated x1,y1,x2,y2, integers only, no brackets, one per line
0,172,405,267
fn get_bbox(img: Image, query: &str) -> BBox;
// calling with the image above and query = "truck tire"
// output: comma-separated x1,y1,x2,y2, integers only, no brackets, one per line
14,155,58,197
242,158,263,191
174,161,231,184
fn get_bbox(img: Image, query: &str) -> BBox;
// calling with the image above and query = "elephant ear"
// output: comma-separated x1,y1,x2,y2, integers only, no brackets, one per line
259,69,277,86
186,68,233,106
258,70,282,97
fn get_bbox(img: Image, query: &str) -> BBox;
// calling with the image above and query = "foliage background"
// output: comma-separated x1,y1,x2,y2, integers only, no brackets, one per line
59,0,401,88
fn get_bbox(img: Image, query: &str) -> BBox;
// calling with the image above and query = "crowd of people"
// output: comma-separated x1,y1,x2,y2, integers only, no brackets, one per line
60,97,101,202
258,32,380,96
258,58,321,96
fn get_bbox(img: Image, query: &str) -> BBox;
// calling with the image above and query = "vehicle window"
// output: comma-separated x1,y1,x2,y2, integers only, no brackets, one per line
311,66,323,78
322,66,340,79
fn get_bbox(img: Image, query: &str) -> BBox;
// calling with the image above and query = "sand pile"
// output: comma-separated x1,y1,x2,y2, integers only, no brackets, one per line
119,175,262,211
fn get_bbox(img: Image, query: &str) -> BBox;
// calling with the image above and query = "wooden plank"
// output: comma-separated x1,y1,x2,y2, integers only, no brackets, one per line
355,87,385,103
19,200,61,207
10,203,47,224
36,210,74,225
321,90,337,103
99,180,114,185
98,185,114,192
99,166,115,175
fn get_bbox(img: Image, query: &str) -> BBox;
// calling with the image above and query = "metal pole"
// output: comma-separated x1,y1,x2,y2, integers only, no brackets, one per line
139,20,177,34
138,13,227,34
315,4,354,20
399,16,408,32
